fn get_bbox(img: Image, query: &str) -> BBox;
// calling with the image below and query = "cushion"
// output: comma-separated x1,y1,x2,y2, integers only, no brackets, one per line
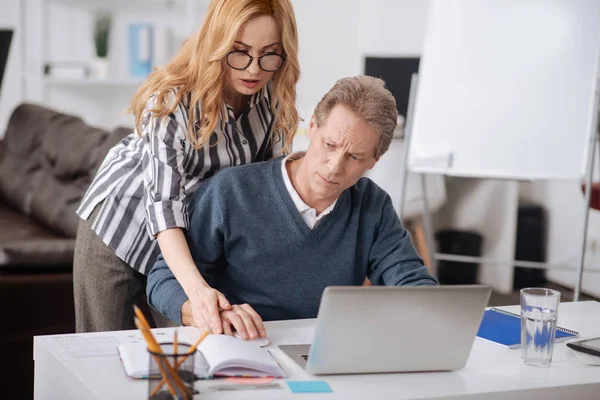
0,203,73,269
29,112,108,236
39,111,108,182
0,104,58,213
0,102,132,238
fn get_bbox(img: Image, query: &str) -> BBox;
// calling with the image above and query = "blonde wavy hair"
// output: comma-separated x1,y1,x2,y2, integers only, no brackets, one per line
129,0,300,153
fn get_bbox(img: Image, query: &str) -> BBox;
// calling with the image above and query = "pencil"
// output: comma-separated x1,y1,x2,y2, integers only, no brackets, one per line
152,328,210,398
134,318,179,398
176,328,211,368
190,329,211,352
133,305,152,330
133,308,191,399
174,329,178,359
136,318,191,400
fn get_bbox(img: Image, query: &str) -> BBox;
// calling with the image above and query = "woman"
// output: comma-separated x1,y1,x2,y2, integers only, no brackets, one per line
73,0,299,336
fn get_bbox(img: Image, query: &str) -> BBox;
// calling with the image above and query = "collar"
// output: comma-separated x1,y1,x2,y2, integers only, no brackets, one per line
281,152,338,214
223,81,272,123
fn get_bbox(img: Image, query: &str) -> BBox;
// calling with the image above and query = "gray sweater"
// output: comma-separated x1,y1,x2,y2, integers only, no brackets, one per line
147,158,437,324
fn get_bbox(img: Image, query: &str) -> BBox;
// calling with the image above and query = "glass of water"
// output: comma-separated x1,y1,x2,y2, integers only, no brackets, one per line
520,288,561,367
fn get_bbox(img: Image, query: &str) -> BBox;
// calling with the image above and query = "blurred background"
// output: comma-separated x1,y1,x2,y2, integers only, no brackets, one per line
1,1,599,397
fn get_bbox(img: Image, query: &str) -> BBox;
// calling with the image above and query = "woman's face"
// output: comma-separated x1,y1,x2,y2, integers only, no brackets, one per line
225,15,283,98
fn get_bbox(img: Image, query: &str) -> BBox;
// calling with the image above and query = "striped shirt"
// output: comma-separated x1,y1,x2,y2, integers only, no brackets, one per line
77,84,282,274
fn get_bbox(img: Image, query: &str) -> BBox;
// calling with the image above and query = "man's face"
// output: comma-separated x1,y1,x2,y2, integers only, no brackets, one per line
303,105,380,204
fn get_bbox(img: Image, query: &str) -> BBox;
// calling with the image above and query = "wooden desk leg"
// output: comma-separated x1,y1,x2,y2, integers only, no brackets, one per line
411,220,432,272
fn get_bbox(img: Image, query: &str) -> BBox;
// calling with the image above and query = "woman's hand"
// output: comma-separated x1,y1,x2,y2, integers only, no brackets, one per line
182,286,232,333
157,228,232,332
181,299,266,340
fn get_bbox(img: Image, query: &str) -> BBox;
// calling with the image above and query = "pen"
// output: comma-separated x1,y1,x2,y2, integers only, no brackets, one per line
211,382,282,391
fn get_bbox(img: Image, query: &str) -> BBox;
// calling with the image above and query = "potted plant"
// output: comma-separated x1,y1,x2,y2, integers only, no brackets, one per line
93,12,111,79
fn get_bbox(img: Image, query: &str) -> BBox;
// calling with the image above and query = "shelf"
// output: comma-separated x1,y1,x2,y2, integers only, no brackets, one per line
43,77,144,87
46,0,188,11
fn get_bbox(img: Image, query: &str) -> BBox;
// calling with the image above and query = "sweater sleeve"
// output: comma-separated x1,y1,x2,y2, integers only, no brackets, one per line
146,177,226,324
367,193,438,287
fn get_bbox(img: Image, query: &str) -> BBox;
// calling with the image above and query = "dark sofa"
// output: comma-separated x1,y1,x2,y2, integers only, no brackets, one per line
0,103,130,399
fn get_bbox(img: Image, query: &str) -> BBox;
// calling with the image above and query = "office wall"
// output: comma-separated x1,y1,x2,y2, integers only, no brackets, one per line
520,180,600,297
357,0,429,57
17,0,430,130
348,0,599,296
294,0,429,120
0,0,22,137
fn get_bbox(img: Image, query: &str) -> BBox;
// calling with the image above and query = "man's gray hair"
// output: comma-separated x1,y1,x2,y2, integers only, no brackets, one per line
313,75,398,157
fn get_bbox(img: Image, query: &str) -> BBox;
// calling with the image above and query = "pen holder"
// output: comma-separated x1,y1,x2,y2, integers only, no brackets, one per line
148,343,196,400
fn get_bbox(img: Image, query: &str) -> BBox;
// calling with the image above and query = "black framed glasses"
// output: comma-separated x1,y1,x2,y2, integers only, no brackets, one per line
226,50,286,72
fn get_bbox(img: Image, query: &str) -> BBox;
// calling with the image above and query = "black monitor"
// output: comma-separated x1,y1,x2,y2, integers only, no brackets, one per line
0,30,13,95
364,56,420,120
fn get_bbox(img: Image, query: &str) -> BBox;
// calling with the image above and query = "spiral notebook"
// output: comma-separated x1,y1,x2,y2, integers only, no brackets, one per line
476,307,579,348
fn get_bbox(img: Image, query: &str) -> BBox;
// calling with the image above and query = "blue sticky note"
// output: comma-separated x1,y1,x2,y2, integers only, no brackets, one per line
286,380,332,393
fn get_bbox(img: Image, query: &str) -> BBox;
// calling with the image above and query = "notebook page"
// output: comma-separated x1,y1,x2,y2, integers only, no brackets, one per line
117,331,284,379
198,334,284,377
118,342,200,379
117,343,148,378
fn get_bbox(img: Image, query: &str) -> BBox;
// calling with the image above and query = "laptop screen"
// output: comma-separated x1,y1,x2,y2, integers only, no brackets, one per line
0,30,13,95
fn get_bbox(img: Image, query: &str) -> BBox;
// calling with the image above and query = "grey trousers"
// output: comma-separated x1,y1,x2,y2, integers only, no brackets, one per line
73,203,172,332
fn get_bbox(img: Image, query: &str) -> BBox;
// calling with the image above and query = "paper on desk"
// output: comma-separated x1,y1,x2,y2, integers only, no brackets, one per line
268,328,314,345
40,330,171,361
287,381,332,393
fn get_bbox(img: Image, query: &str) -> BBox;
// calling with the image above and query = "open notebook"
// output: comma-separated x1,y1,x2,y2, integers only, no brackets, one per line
118,333,285,379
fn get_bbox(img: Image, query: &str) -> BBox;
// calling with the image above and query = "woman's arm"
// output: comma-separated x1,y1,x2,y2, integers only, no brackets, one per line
156,228,231,333
152,176,266,339
140,93,230,332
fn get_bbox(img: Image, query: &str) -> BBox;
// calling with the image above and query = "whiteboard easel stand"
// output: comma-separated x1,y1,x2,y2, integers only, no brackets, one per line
399,74,600,302
574,120,600,301
399,73,438,274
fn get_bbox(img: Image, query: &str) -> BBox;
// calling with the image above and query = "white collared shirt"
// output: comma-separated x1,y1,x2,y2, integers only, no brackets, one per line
281,152,337,229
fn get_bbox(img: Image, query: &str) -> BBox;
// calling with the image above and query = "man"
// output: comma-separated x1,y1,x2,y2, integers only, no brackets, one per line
147,75,438,340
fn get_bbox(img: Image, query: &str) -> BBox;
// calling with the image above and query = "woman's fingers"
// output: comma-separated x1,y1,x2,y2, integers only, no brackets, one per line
217,292,232,310
190,288,224,334
204,292,223,334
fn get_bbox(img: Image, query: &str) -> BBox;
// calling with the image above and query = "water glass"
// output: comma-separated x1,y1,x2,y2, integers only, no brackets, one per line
520,288,561,367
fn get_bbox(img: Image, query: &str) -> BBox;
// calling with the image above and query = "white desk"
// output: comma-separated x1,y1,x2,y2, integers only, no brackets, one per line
34,301,600,400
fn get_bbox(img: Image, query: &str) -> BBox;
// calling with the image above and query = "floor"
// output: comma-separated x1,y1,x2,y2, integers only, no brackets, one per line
487,281,598,307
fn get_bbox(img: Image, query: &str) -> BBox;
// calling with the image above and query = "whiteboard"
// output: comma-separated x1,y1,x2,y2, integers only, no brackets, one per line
408,0,600,180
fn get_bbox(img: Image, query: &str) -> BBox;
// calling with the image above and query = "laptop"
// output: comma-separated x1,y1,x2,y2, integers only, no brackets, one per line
279,285,491,375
